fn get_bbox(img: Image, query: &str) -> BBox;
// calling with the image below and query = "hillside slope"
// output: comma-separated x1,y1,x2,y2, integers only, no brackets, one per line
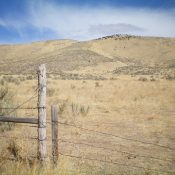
90,35,175,66
0,35,175,78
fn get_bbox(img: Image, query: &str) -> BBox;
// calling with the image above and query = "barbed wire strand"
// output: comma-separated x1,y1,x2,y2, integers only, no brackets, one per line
57,121,175,151
58,139,174,163
0,155,37,160
0,107,37,110
59,152,175,174
46,119,175,142
48,118,175,143
3,90,38,116
16,124,38,128
0,72,37,76
0,135,37,141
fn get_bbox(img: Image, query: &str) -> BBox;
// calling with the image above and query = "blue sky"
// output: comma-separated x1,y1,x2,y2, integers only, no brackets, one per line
0,0,175,44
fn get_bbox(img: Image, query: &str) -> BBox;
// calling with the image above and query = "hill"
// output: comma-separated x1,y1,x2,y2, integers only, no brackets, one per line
0,35,175,79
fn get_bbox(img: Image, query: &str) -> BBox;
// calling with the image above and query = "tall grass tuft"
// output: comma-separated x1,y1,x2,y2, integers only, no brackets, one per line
71,102,90,117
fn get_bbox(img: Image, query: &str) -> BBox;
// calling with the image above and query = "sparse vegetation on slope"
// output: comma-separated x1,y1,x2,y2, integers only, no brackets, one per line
0,35,175,79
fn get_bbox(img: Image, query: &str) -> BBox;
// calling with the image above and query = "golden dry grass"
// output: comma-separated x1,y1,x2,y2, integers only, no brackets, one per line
0,75,175,174
0,35,175,75
0,35,175,174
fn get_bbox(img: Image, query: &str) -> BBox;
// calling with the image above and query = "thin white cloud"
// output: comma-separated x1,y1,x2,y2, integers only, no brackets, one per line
0,0,175,42
27,2,175,40
0,17,28,39
0,19,6,27
88,23,144,36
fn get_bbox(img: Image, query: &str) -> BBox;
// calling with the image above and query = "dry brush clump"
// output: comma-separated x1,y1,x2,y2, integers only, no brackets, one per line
0,85,16,132
1,76,20,85
95,81,103,87
47,88,55,97
7,140,22,160
18,76,26,82
58,102,67,115
57,99,90,117
26,75,33,80
71,102,90,117
164,74,175,80
138,77,148,82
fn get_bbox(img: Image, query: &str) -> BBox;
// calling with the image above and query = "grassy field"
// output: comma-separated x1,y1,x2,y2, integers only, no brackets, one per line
0,35,175,174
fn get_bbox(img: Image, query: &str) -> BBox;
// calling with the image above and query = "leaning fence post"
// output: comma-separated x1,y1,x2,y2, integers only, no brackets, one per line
51,105,58,165
38,64,47,164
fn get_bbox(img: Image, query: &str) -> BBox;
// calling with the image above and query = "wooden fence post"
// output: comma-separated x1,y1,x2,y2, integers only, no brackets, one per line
51,105,58,165
38,64,47,164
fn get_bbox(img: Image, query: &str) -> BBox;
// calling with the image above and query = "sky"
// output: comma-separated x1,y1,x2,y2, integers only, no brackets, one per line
0,0,175,44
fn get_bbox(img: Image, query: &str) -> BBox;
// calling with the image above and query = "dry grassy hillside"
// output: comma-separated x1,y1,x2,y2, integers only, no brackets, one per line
0,35,175,79
91,35,175,66
0,35,175,175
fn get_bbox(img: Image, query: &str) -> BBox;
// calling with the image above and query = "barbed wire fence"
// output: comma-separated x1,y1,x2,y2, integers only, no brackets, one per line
0,64,175,174
0,64,47,163
44,106,175,174
0,92,38,160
